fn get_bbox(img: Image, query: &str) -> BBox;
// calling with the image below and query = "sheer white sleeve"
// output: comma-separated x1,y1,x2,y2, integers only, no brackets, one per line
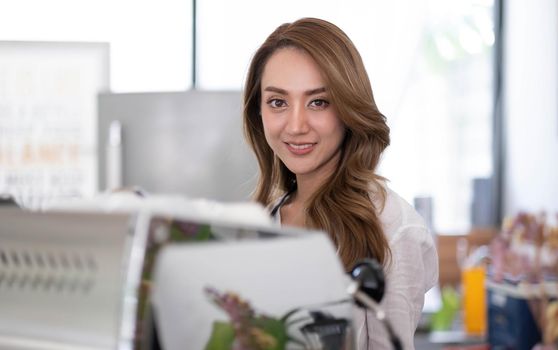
354,224,438,350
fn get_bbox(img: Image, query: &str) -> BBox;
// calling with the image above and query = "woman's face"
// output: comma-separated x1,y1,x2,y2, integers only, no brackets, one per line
260,47,345,183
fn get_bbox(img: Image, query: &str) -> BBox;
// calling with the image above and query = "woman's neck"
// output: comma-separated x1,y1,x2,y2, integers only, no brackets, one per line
280,176,324,228
293,176,322,206
282,154,340,227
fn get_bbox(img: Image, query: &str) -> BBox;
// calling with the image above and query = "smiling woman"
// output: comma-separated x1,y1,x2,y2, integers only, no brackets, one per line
242,17,438,350
243,18,392,269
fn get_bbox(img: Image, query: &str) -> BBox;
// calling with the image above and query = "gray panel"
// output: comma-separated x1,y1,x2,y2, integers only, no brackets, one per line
0,208,133,350
98,91,258,201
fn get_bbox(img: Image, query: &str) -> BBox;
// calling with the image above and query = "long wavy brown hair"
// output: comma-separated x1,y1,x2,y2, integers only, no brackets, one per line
243,17,391,270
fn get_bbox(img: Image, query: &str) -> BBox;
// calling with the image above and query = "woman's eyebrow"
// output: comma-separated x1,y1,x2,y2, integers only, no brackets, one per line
263,86,288,95
263,86,327,96
305,87,327,96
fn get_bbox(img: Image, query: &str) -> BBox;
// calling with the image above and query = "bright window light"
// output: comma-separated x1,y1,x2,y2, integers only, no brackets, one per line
0,0,192,92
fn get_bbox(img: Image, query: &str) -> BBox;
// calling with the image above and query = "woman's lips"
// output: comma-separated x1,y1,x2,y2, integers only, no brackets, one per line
285,142,315,155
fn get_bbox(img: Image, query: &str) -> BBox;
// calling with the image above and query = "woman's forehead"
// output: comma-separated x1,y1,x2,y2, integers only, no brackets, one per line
261,47,327,94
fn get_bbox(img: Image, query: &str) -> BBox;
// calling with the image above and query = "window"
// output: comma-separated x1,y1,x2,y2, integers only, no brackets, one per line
378,0,495,233
0,0,192,92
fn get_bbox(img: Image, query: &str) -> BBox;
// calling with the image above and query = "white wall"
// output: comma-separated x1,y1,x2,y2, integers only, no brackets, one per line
504,0,558,217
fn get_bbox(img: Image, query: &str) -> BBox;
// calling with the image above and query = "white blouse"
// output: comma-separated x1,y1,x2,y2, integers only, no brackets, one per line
272,185,439,350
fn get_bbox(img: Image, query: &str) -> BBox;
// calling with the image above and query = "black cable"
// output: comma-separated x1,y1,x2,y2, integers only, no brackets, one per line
269,186,296,218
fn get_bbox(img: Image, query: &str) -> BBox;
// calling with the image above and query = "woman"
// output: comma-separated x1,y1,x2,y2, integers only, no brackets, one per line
243,17,438,350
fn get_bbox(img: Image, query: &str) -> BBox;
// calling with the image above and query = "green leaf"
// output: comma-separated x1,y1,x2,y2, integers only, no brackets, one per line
196,224,213,241
251,317,288,350
204,321,235,350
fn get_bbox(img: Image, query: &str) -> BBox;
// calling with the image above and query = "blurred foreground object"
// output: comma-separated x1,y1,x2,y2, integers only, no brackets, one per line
0,194,354,350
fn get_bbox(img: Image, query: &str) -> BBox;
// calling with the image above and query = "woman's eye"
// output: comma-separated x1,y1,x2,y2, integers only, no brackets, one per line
267,99,286,108
309,99,330,109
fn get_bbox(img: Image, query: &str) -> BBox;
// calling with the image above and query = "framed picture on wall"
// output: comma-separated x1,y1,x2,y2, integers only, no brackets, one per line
0,41,109,208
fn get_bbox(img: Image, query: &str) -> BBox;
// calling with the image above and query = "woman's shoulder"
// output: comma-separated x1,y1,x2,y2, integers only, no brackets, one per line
378,185,439,287
373,184,432,243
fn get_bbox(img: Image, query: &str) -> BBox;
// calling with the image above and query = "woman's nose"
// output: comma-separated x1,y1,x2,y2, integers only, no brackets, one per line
286,105,310,134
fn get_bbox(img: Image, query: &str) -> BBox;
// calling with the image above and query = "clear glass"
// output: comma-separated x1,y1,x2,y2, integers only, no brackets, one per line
378,0,494,233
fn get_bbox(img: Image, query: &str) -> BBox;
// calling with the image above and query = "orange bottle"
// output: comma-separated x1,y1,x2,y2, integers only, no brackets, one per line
462,266,487,335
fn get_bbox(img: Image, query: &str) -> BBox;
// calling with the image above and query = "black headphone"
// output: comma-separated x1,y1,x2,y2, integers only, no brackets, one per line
349,258,403,350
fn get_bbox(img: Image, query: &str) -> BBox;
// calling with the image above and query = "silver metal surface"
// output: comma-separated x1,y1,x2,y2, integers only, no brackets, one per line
0,208,135,350
97,90,258,201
